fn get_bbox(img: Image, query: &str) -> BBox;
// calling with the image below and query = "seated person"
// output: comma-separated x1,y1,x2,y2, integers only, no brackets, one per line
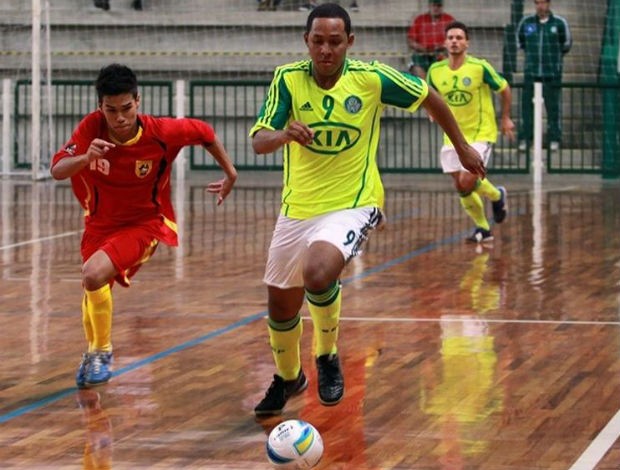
406,0,455,79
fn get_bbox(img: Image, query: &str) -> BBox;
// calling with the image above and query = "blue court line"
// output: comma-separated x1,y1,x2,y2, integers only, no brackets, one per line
343,230,467,285
0,312,266,424
0,229,470,424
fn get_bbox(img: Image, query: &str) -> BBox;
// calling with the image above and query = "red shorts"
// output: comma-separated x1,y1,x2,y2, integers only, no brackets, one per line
81,223,160,287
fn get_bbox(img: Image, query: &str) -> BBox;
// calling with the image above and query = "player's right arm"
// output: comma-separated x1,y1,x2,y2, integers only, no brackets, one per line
250,63,316,154
51,114,115,180
50,138,115,180
252,121,314,154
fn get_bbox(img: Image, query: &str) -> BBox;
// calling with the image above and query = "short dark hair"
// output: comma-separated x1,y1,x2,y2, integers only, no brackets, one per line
305,3,351,36
95,63,138,102
445,21,469,39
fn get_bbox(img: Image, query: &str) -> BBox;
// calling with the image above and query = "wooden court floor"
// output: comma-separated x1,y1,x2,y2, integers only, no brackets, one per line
0,172,619,470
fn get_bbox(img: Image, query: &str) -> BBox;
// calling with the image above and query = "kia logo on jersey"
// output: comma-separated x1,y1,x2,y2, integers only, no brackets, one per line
445,89,473,107
305,123,361,155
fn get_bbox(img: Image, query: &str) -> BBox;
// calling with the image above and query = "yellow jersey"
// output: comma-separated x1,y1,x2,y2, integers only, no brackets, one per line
427,55,507,146
250,59,428,219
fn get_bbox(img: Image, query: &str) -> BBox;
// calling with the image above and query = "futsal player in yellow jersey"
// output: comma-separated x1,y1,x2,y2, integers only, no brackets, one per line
427,21,515,244
250,3,486,416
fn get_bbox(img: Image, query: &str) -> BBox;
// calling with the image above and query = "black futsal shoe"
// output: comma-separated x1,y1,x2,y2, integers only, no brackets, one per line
316,354,344,405
254,370,308,416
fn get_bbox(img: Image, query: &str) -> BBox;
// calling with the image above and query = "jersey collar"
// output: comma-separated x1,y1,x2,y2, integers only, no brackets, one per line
109,119,143,146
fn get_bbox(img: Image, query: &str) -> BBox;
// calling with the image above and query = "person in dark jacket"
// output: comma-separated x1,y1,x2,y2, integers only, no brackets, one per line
516,0,572,151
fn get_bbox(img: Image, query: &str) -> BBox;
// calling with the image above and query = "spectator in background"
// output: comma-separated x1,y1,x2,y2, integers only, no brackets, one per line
299,0,319,10
258,0,282,11
516,0,572,151
407,0,455,79
94,0,142,11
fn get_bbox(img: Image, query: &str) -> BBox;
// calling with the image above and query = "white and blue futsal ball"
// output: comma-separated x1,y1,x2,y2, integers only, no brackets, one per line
266,419,324,469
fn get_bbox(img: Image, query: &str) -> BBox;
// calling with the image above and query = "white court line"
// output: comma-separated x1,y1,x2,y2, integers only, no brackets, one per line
0,230,81,251
568,409,620,470
334,315,620,470
333,316,620,327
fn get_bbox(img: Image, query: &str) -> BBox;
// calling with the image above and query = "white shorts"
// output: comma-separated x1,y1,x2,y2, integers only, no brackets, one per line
440,142,492,173
263,207,382,288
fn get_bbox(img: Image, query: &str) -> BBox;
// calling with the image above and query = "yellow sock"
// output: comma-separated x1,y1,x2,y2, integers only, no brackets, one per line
306,281,341,357
475,178,501,202
85,284,113,353
268,314,303,380
81,294,94,351
460,192,490,230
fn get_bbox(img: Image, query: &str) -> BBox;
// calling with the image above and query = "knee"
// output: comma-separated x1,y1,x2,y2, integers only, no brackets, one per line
268,300,293,321
302,243,343,292
455,173,477,194
267,287,304,321
302,262,332,292
81,263,108,291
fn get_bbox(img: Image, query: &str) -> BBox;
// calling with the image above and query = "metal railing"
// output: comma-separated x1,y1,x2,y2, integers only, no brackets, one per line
8,79,619,177
13,79,173,170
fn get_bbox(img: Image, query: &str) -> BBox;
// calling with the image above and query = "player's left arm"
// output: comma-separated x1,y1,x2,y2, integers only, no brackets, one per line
497,85,515,142
483,62,515,141
203,135,238,205
165,117,238,205
422,88,486,178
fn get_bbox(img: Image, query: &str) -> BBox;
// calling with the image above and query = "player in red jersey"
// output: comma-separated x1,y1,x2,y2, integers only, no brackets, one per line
51,63,238,388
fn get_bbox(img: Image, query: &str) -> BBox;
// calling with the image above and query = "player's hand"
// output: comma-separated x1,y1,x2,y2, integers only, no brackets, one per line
457,144,487,178
284,121,314,147
501,117,516,142
377,212,387,231
206,175,236,206
87,139,115,162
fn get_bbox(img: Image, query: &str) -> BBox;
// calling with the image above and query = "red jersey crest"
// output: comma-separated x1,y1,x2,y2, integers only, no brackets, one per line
135,160,153,178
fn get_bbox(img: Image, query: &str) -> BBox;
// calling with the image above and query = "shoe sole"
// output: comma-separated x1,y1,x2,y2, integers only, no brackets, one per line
318,391,344,406
465,235,494,244
84,371,112,387
83,378,111,387
254,409,283,416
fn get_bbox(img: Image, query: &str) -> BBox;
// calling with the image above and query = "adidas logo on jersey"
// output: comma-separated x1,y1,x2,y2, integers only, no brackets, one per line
299,101,313,111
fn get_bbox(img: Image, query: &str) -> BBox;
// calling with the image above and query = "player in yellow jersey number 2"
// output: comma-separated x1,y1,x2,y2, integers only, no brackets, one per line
427,21,515,244
250,3,485,417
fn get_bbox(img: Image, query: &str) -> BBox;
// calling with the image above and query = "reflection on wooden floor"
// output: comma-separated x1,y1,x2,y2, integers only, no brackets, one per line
0,173,619,469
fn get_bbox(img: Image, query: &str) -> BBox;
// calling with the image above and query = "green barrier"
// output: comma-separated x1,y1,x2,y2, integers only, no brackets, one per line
10,79,617,175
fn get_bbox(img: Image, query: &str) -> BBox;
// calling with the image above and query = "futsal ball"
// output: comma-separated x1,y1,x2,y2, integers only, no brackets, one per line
266,419,324,469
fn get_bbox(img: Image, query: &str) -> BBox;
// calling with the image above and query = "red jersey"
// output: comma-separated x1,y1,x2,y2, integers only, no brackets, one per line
407,12,455,50
52,112,216,246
